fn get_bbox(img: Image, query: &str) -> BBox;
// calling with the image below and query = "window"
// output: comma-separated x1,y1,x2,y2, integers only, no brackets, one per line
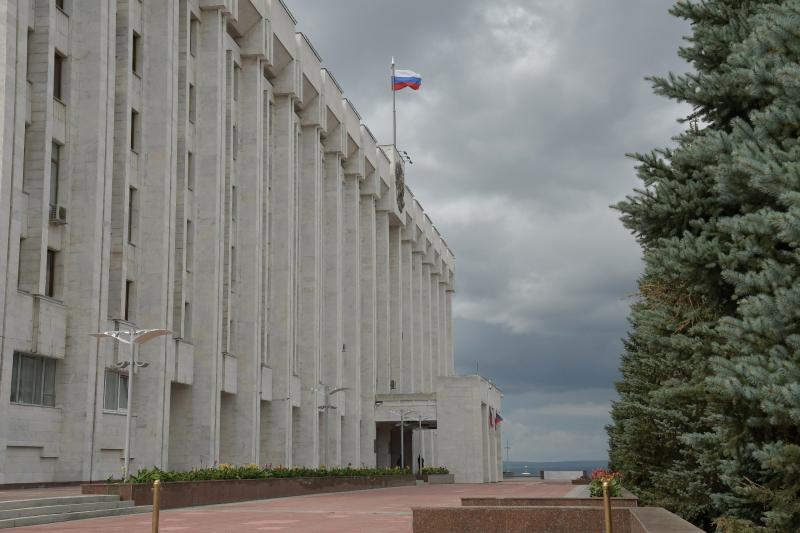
184,302,192,340
50,143,60,207
232,126,238,160
55,0,65,11
127,187,138,244
103,370,128,412
188,83,196,123
189,17,198,57
132,32,142,75
233,65,240,101
45,249,56,297
10,352,56,407
26,32,33,82
185,219,193,271
53,52,65,100
186,151,194,190
130,109,139,152
124,280,134,321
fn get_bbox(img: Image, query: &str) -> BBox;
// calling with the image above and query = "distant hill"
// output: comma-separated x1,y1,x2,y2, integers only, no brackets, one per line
503,460,608,476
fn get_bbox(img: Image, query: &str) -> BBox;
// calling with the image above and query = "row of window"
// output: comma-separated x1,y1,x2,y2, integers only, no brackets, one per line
10,352,129,412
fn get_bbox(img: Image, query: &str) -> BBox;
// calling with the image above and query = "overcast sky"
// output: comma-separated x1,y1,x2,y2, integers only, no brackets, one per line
287,0,691,462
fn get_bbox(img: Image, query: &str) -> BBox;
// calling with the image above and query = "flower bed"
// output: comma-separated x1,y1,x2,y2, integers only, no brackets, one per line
588,468,623,497
83,465,415,509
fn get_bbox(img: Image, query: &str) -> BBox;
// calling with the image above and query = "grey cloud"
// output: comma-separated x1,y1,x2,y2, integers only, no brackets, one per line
287,0,690,461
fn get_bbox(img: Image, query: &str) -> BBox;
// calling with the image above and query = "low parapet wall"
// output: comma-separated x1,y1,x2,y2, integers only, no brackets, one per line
413,506,633,533
413,506,703,533
462,496,638,508
82,475,415,509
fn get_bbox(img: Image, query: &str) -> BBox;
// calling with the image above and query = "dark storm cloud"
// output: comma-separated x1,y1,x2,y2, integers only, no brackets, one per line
287,0,690,460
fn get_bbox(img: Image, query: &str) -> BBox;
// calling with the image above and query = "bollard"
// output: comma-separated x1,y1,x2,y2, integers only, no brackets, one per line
152,479,161,533
602,480,613,533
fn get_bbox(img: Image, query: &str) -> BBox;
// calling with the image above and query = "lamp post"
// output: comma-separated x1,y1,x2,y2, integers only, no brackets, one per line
388,408,422,470
316,385,349,467
90,328,171,481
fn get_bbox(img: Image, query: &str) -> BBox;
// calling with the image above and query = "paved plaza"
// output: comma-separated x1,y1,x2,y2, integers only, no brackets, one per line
10,480,572,532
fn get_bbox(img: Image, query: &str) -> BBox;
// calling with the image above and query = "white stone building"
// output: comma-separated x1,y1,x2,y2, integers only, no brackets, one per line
0,0,502,485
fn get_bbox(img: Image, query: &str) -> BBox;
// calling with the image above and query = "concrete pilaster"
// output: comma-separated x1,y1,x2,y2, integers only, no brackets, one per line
374,212,390,394
294,123,323,467
411,251,424,393
134,0,179,471
421,262,432,392
400,240,414,392
178,7,227,469
321,152,343,466
220,55,265,465
60,0,117,481
359,192,377,466
430,272,440,384
341,173,361,465
388,226,402,392
265,93,297,466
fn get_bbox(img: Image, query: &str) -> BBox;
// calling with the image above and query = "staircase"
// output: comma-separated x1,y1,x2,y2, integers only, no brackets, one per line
0,494,151,529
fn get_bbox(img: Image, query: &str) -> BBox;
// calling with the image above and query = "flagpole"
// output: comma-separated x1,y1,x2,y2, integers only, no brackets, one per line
391,57,396,149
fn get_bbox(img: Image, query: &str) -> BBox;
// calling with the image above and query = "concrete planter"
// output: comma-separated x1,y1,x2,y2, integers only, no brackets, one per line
82,474,415,509
423,473,455,484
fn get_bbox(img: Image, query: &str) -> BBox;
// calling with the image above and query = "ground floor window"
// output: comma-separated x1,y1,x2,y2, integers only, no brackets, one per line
104,370,129,412
10,352,56,406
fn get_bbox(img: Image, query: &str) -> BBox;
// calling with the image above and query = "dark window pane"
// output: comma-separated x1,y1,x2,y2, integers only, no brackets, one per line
118,374,128,410
42,359,56,407
104,370,118,410
10,353,21,402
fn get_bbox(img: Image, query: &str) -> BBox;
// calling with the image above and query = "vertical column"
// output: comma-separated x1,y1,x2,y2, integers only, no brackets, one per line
341,173,361,465
388,226,402,390
265,94,296,466
401,238,414,391
58,0,117,481
438,281,448,376
359,190,377,466
446,287,454,375
136,0,180,469
430,271,440,385
294,122,322,467
374,211,390,393
186,6,226,467
411,250,424,392
421,261,432,392
321,152,342,465
223,55,265,464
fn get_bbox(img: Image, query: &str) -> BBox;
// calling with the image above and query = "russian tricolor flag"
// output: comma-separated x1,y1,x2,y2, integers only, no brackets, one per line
393,69,422,91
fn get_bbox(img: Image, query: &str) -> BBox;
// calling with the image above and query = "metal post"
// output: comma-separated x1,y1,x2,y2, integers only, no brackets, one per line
123,332,135,481
151,479,161,533
603,480,613,533
391,58,396,149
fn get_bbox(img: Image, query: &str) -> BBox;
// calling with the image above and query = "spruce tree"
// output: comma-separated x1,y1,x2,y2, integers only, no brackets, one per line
610,0,800,529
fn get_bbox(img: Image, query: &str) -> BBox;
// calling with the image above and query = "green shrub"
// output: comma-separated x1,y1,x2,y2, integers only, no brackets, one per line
120,464,407,484
421,466,449,475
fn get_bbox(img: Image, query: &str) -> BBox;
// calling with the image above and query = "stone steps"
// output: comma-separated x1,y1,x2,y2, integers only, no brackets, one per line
0,494,151,529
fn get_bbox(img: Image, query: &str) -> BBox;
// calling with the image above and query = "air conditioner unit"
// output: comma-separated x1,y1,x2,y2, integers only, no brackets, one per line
49,204,67,224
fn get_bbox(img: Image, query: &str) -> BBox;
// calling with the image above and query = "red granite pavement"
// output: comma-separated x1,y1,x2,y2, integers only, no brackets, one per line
13,479,573,532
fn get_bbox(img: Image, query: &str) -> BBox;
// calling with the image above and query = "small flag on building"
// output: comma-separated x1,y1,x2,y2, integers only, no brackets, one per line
495,412,503,427
392,69,422,91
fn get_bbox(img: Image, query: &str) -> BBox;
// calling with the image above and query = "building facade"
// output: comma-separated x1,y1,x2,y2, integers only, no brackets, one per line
0,0,501,484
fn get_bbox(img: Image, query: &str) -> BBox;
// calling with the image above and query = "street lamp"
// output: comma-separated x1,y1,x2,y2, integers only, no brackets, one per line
388,408,422,470
315,385,349,467
90,328,171,481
